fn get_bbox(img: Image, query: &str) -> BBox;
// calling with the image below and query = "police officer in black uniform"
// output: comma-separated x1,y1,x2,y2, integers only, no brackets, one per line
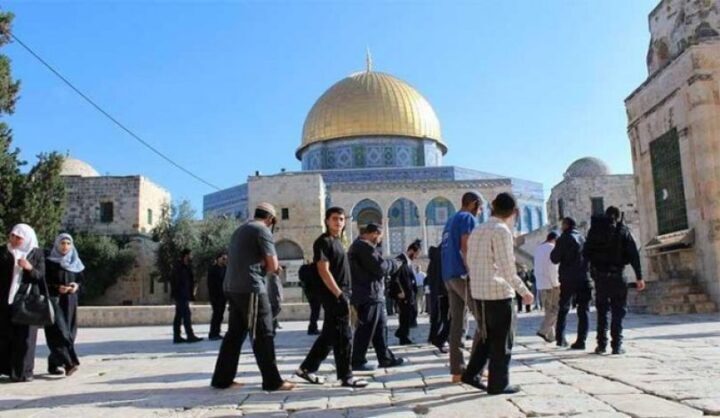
584,206,645,355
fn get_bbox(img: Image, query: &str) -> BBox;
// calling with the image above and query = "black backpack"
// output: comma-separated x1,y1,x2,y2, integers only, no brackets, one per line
298,263,321,297
585,215,625,268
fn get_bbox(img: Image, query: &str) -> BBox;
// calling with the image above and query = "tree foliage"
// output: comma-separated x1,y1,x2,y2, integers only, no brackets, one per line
152,200,198,283
0,11,65,245
74,233,135,304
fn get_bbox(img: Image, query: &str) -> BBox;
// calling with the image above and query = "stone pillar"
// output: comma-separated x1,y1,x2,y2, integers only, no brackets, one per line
383,220,391,257
420,213,429,256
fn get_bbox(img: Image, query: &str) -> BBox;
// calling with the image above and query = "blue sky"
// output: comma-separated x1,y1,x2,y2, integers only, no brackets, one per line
3,0,657,215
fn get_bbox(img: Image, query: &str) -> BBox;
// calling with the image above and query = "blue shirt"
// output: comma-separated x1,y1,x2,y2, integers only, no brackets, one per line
441,211,478,281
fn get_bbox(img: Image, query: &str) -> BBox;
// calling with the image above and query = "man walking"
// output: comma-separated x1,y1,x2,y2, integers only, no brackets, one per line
171,249,202,344
426,245,450,352
584,206,645,355
534,232,560,343
441,192,482,383
463,192,533,395
207,251,228,340
349,223,404,371
211,203,295,391
295,207,368,388
393,240,421,345
551,217,592,350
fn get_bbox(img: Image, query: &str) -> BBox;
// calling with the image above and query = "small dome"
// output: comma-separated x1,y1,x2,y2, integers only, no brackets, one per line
60,157,100,177
564,157,611,178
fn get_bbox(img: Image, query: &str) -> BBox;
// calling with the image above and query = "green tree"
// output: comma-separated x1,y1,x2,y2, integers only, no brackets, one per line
0,11,65,244
152,200,198,283
195,215,238,278
74,233,135,304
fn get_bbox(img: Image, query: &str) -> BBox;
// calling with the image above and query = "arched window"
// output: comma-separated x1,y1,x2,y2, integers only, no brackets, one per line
351,199,383,228
425,197,456,226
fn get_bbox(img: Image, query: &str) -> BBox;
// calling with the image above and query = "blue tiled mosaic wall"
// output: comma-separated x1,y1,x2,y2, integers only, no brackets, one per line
300,137,444,170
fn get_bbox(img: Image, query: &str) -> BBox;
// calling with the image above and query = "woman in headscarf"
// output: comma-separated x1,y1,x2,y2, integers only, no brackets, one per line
0,224,45,382
44,233,84,376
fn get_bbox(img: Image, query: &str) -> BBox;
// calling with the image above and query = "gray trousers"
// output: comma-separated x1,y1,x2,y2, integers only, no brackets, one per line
538,287,560,340
445,278,479,375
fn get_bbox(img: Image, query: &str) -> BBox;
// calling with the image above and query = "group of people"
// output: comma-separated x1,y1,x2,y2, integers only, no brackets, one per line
1,225,84,382
1,190,644,395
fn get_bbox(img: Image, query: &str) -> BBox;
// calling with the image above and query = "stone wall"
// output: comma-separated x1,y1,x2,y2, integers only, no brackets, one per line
62,176,170,236
626,40,720,305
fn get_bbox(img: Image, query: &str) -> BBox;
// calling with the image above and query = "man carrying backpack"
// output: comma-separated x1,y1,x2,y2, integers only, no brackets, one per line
584,206,645,355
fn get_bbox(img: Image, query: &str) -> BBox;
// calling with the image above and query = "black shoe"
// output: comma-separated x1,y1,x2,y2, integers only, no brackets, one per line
570,341,585,350
594,346,607,355
208,335,223,341
398,338,414,345
379,357,405,368
460,375,487,391
307,328,320,336
48,367,64,376
556,339,568,348
536,332,553,343
173,337,188,344
352,363,376,372
612,347,626,355
434,343,449,354
186,336,204,343
489,384,521,395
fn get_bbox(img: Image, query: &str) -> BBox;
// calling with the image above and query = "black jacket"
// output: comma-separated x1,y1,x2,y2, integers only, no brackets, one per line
206,264,226,302
348,239,399,305
391,253,416,306
550,228,589,284
426,246,447,298
45,260,84,298
171,262,195,302
584,223,643,280
0,248,46,309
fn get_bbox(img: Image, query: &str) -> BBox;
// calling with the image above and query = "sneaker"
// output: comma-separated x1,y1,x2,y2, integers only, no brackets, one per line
612,347,626,355
594,346,607,355
570,341,586,350
379,357,405,368
489,384,521,395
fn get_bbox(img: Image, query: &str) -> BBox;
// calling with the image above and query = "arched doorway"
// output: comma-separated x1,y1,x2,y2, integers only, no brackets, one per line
388,198,421,255
425,196,456,247
352,199,383,228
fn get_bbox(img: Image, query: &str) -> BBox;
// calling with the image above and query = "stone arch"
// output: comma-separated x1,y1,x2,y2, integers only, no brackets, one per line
425,196,456,226
275,239,304,286
524,206,534,232
351,199,383,228
276,239,304,261
388,198,421,255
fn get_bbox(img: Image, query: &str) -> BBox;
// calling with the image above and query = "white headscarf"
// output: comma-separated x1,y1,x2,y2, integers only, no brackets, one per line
6,224,39,304
47,233,85,273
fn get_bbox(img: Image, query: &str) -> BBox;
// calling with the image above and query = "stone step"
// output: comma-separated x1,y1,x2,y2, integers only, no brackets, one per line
632,292,710,305
644,302,718,315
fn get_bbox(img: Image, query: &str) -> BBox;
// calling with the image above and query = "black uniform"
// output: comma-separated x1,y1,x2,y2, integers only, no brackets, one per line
392,253,416,344
426,246,450,348
584,218,642,351
348,239,400,368
298,233,353,381
0,248,45,381
550,228,591,346
171,261,198,340
207,263,227,339
44,260,82,371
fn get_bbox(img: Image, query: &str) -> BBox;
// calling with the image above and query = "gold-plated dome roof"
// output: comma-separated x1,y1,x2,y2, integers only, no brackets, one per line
298,71,445,157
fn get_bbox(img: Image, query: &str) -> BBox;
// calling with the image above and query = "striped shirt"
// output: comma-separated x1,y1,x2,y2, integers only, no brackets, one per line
467,217,532,301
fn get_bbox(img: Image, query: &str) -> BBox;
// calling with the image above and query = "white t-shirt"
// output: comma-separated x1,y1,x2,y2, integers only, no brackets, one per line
534,241,560,290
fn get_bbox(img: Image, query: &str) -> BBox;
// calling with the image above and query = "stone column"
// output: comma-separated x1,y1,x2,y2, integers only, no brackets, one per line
420,213,429,256
383,220,391,257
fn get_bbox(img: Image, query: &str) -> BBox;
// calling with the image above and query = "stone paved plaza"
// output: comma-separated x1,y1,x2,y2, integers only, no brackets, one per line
1,311,719,417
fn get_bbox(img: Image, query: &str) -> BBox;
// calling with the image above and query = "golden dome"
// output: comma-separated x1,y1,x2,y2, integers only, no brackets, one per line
298,71,445,157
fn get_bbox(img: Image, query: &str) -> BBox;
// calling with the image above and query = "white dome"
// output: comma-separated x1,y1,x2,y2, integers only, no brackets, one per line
564,157,611,179
60,157,100,177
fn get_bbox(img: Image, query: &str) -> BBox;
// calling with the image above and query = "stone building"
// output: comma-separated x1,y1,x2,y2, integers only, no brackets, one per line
204,63,546,283
60,157,172,305
624,0,720,313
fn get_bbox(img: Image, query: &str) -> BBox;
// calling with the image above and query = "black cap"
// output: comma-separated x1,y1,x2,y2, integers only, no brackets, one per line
362,223,381,234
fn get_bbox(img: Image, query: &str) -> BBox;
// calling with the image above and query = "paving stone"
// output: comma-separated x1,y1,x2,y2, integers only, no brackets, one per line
424,396,524,418
597,394,704,417
327,394,392,409
511,395,615,416
682,398,720,415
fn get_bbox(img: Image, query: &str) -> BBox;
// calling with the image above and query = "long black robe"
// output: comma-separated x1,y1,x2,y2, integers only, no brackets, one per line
0,247,45,381
44,260,82,369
